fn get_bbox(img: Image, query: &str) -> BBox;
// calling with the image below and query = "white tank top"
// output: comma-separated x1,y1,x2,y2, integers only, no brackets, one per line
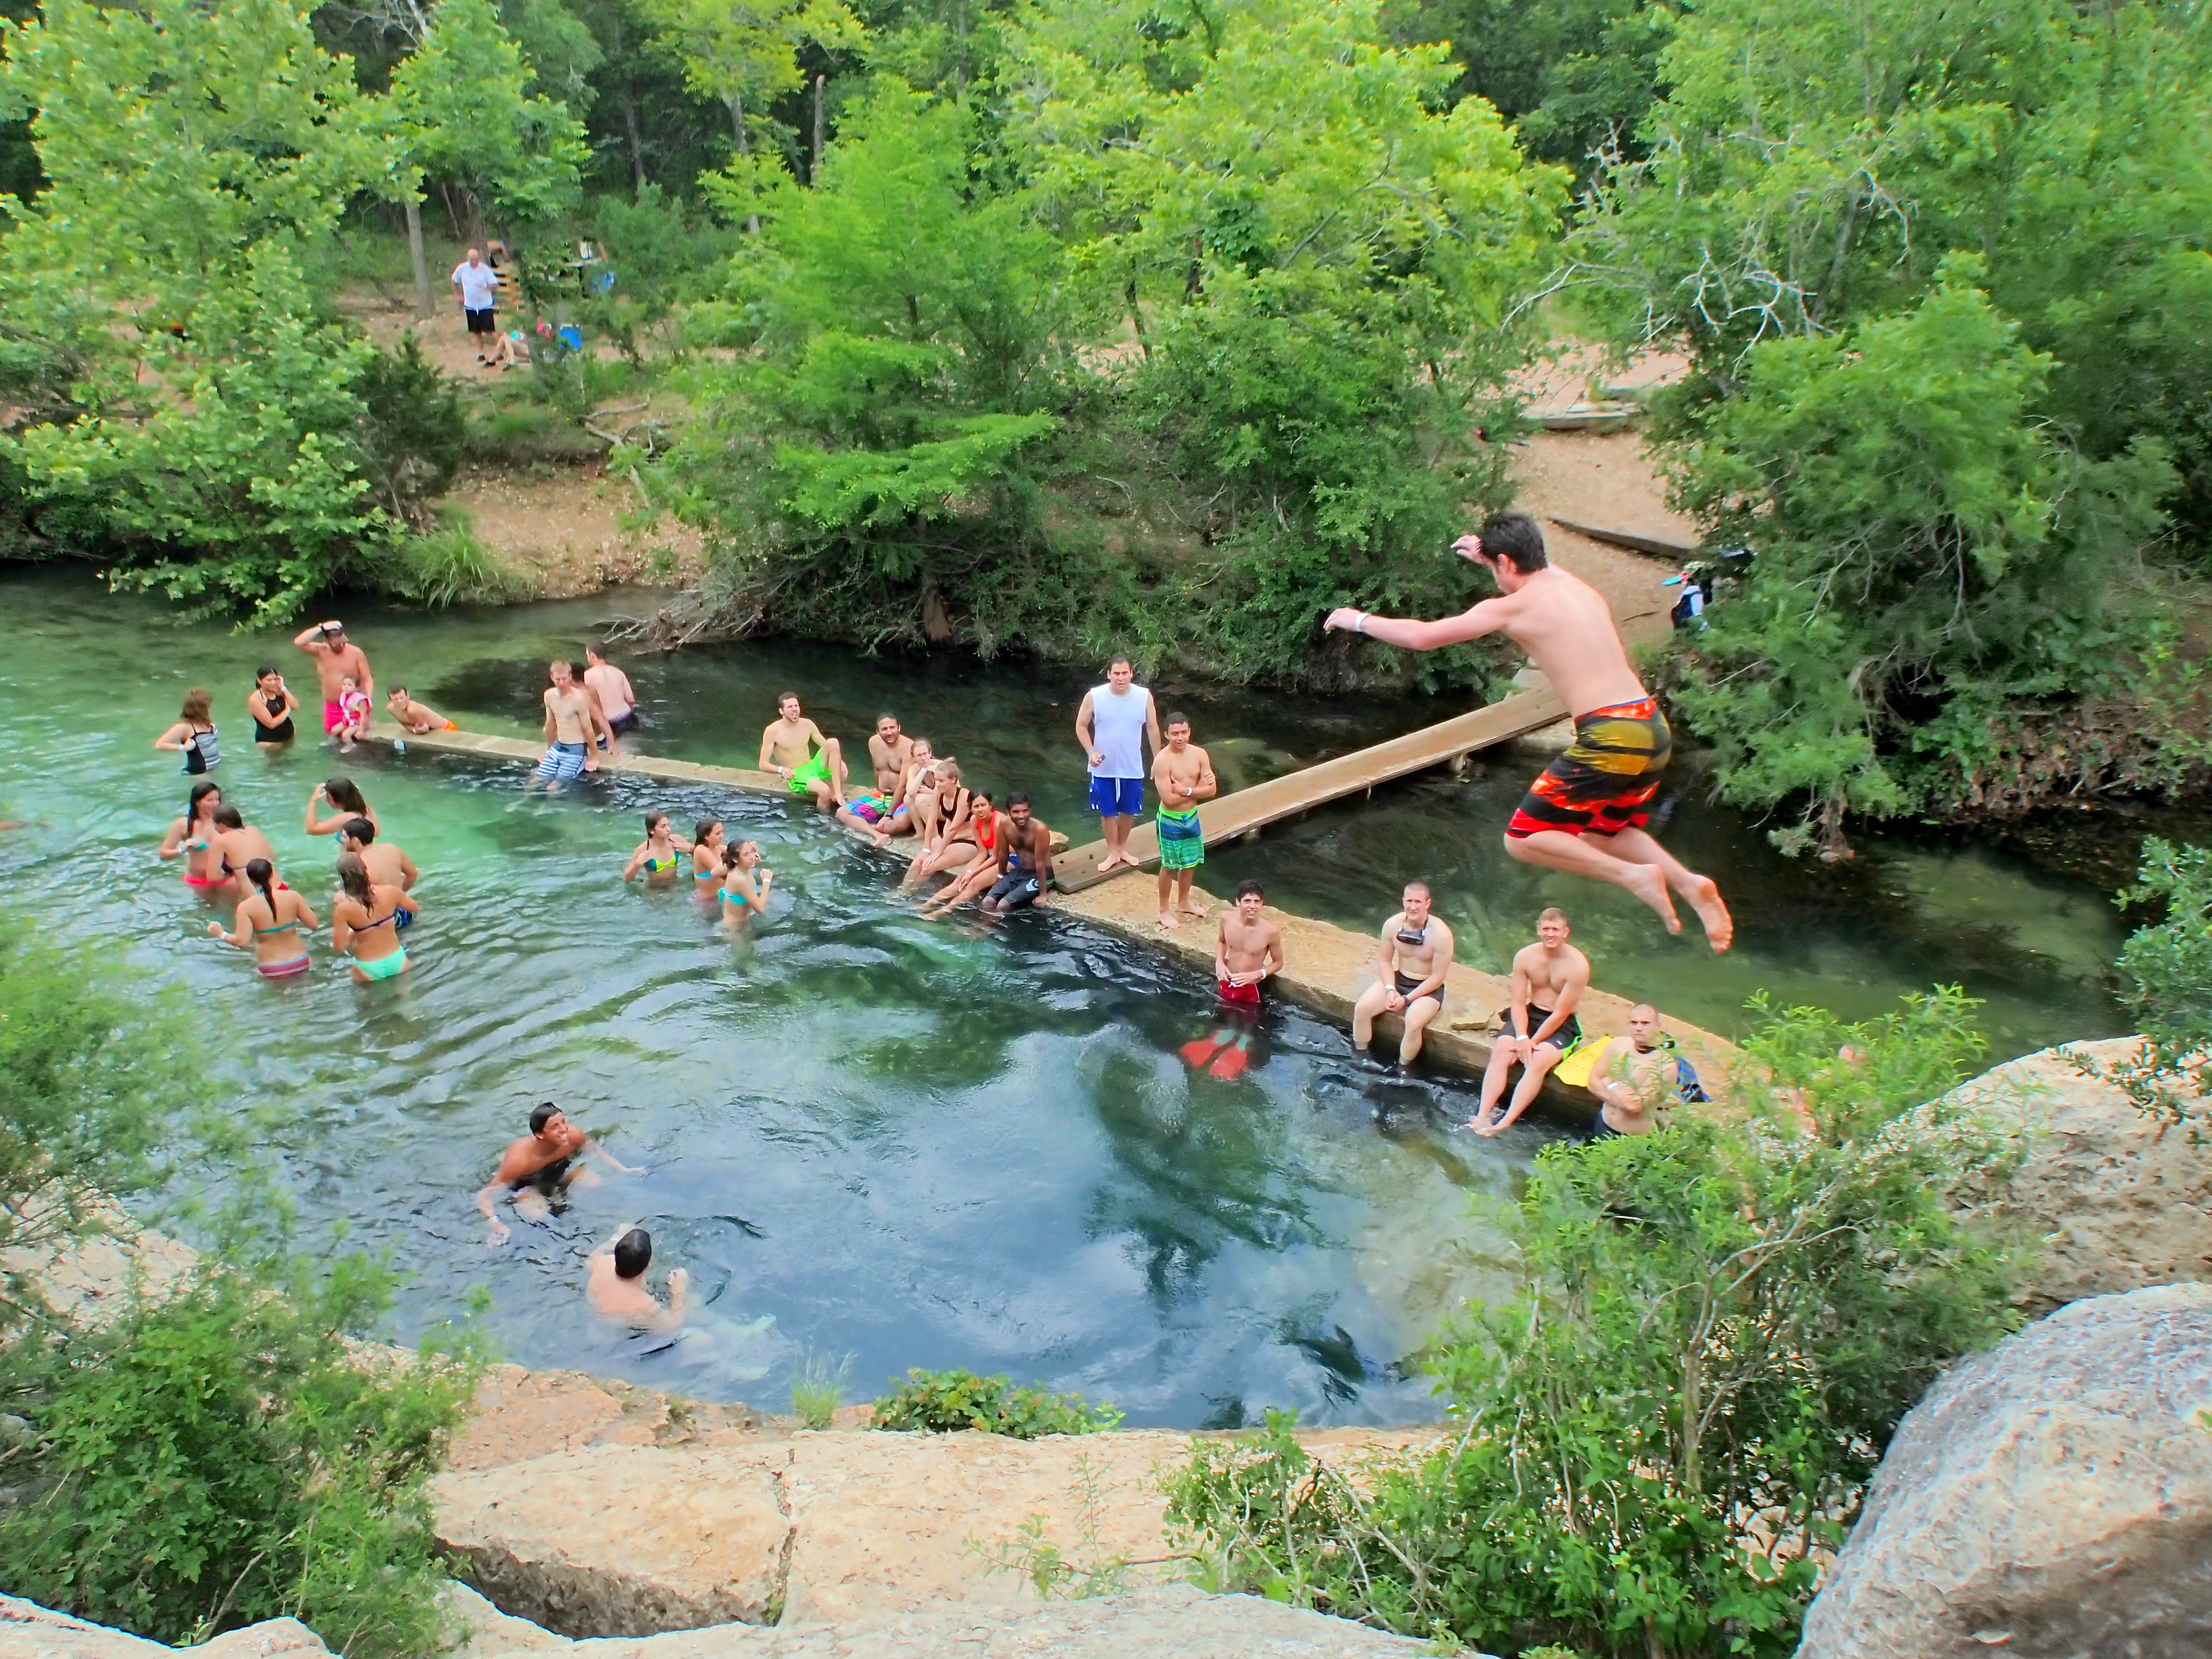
1087,683,1152,779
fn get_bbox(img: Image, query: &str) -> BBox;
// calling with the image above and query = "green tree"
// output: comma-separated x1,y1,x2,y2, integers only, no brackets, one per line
390,0,589,246
638,0,863,183
0,0,408,620
1169,989,2022,1657
2071,835,2212,1132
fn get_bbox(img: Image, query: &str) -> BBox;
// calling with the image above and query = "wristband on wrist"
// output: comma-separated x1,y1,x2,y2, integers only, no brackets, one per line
1354,611,1368,634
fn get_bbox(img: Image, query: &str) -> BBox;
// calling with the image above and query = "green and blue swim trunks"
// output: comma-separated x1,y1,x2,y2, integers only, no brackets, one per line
1156,806,1204,870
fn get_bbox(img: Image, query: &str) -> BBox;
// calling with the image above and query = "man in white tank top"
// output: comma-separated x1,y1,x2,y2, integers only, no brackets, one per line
1073,653,1163,874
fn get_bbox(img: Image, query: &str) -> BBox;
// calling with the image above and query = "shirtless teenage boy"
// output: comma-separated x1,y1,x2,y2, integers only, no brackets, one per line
980,792,1053,915
337,817,418,898
758,693,848,809
385,686,455,734
292,620,373,743
476,1102,640,1247
534,661,612,789
1183,878,1285,1079
587,1225,689,1330
208,806,278,901
1584,1002,1674,1139
1151,713,1217,930
1469,907,1591,1136
583,645,637,737
1351,882,1455,1068
1323,511,1731,951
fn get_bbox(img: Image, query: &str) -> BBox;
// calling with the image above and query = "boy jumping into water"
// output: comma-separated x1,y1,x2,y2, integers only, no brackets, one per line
477,1102,640,1247
1152,713,1217,929
1183,878,1284,1079
759,693,849,809
1469,907,1590,1136
1323,511,1731,951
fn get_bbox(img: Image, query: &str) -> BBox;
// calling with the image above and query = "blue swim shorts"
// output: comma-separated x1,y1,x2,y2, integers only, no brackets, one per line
537,740,588,781
1088,775,1144,817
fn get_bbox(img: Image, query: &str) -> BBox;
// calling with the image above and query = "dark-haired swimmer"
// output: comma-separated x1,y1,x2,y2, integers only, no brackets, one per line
623,812,695,884
158,781,227,893
477,1101,641,1247
208,858,317,978
588,1224,688,1330
719,839,773,928
690,817,728,901
332,850,416,985
305,777,377,836
208,805,278,901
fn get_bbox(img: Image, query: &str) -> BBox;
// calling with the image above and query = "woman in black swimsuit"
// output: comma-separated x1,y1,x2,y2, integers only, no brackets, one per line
247,666,296,745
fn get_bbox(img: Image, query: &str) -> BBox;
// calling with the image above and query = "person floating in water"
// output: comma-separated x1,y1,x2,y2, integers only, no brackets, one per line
292,619,373,746
1151,711,1216,930
980,791,1053,916
385,685,456,734
1183,878,1284,1079
207,858,317,979
587,1225,689,1330
759,692,848,810
478,1101,642,1248
158,781,228,894
1469,907,1590,1136
1351,881,1454,1071
623,811,695,884
1323,511,1732,951
535,660,614,788
331,849,417,985
1583,1002,1674,1140
246,666,296,746
153,687,220,775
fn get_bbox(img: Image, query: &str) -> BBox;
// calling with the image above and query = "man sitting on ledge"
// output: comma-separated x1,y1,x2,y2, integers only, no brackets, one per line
1351,880,1453,1071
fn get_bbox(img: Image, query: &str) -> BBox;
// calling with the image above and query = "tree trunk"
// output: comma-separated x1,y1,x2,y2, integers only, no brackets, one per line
404,194,433,319
727,93,760,233
622,85,648,192
812,74,826,185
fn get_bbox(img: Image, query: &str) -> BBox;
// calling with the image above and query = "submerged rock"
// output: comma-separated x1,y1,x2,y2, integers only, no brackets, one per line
1797,1282,2212,1659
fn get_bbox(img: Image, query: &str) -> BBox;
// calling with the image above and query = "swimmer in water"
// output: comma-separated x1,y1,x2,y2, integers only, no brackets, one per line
208,805,278,901
623,811,695,884
207,858,318,979
305,777,377,836
587,1224,689,1330
718,838,774,928
157,781,228,893
477,1101,642,1247
247,666,297,746
331,850,417,984
690,817,728,902
153,687,221,775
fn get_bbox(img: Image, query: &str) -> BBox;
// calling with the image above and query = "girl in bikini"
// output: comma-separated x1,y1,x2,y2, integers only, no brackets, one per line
208,858,318,978
718,839,775,928
918,789,1003,915
332,850,417,984
690,817,728,904
623,811,695,884
157,781,228,894
247,667,296,745
153,688,221,775
902,761,976,887
305,777,377,836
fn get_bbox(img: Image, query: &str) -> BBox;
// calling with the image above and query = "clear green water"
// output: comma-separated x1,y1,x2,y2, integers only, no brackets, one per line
0,568,2132,1423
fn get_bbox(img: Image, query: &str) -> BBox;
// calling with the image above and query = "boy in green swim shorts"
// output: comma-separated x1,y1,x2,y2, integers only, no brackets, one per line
758,692,849,810
1150,712,1217,931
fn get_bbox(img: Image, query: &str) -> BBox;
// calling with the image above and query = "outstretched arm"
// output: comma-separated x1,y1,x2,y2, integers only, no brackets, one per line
477,1179,512,1246
1324,598,1513,652
581,1134,642,1178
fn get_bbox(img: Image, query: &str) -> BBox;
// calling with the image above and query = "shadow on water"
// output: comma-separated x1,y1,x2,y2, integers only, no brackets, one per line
0,566,2142,1424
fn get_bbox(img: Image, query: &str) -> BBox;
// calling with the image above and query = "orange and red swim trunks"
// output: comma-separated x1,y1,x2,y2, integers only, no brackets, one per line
1505,696,1672,839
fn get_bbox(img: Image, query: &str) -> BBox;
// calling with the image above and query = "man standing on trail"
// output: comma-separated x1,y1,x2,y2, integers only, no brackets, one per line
451,247,501,365
292,620,373,745
1074,653,1161,875
1323,511,1732,952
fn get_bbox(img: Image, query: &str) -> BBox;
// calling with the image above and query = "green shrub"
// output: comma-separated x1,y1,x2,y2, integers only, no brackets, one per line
871,1369,1123,1439
0,1259,477,1656
2069,836,2212,1132
377,510,535,607
1167,988,2023,1657
353,334,466,531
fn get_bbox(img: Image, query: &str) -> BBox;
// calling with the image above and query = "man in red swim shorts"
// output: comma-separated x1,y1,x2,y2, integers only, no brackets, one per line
292,619,373,743
1181,878,1284,1079
1323,511,1732,951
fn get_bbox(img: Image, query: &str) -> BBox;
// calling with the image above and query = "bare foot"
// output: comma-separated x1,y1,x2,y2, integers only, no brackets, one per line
1157,910,1180,930
1096,854,1125,874
1619,862,1682,934
1180,901,1207,918
1681,875,1733,952
1472,1119,1507,1138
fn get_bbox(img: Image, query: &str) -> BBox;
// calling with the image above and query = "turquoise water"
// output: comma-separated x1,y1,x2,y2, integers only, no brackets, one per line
0,567,2132,1422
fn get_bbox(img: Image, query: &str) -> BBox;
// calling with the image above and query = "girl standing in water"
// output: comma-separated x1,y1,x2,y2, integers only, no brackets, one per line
623,812,695,884
332,850,416,983
153,689,220,775
246,667,297,746
207,858,318,978
690,817,727,902
157,781,228,893
718,839,774,928
305,777,378,836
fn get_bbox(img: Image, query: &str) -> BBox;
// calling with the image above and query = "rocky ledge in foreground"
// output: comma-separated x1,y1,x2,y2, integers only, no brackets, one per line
1798,1282,2212,1659
1,1583,1446,1659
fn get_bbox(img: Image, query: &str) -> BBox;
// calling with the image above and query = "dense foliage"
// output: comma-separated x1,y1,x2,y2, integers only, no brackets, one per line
2076,835,2212,1132
1168,989,2023,1656
871,1368,1125,1437
0,922,475,1654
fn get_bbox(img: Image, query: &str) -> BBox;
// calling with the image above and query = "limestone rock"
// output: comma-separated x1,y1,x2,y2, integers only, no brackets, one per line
433,1445,793,1636
450,1364,765,1472
1944,1037,2212,1310
0,1596,326,1658
1797,1282,2212,1659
